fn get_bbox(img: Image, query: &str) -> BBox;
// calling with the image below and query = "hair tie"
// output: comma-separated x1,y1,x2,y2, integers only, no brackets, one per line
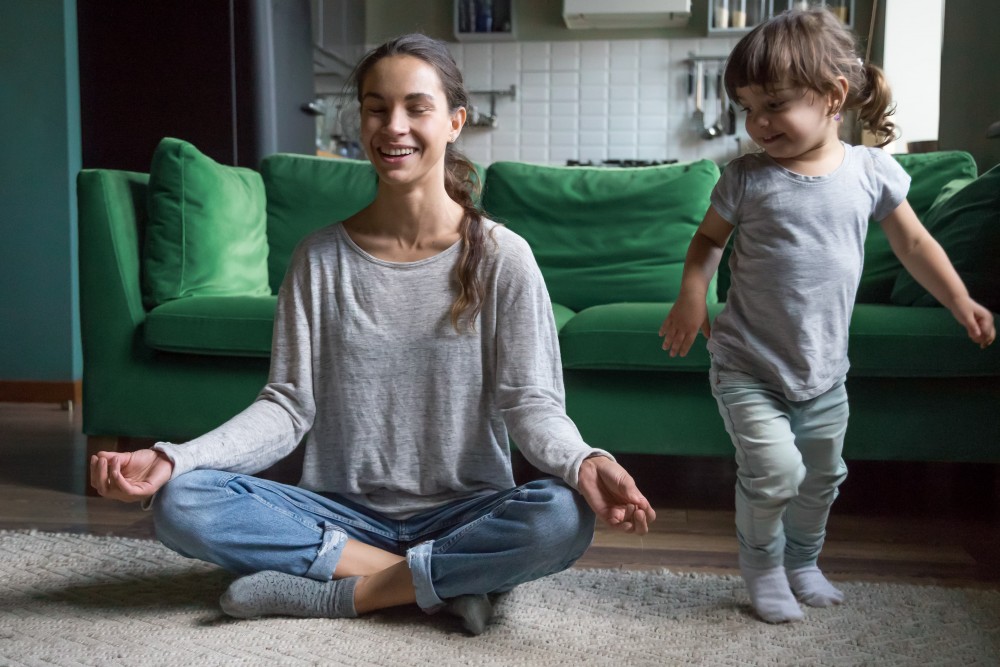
857,57,865,68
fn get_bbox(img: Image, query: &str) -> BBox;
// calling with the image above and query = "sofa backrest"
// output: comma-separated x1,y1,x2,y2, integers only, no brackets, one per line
482,160,721,312
261,154,378,293
856,150,979,304
717,149,980,303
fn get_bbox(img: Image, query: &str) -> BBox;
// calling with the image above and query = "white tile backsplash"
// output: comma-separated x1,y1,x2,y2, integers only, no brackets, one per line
448,38,751,166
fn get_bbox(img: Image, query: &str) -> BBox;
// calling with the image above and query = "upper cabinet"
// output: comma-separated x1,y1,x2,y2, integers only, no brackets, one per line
312,0,366,91
454,0,516,41
708,0,854,36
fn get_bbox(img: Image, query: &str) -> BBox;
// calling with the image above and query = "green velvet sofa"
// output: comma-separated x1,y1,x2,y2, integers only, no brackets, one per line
78,142,1000,464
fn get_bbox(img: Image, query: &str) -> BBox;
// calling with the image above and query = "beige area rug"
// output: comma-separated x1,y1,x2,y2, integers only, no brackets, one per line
2,530,998,666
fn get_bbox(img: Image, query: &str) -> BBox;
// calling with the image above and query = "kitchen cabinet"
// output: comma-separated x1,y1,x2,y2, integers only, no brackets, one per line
708,0,853,36
311,0,366,92
454,0,516,41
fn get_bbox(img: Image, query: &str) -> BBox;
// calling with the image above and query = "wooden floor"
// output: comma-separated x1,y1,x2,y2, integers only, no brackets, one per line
3,401,999,588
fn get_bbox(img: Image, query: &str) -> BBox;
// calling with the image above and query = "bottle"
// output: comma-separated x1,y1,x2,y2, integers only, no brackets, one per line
475,0,493,33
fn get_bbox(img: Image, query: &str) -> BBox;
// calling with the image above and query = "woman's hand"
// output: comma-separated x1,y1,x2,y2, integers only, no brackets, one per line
577,455,656,535
90,449,174,502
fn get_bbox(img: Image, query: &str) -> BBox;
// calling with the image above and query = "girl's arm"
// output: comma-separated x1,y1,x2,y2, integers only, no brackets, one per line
881,200,996,348
659,206,734,357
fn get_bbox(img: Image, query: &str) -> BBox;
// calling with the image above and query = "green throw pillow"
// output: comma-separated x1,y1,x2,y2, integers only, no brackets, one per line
482,160,720,312
261,155,378,292
857,150,979,304
891,165,1000,312
143,138,270,307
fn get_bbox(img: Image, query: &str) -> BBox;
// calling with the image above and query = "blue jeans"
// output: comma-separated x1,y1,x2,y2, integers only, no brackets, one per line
710,365,849,570
153,473,595,611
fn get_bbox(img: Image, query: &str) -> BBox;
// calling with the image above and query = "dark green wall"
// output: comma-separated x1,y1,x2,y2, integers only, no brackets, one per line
0,0,82,381
939,0,1000,172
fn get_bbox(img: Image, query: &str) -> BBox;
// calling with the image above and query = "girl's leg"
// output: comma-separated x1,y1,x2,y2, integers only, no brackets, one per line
711,367,805,623
784,382,850,607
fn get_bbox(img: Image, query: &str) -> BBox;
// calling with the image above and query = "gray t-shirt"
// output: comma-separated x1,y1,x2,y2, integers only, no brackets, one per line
155,222,605,518
708,144,910,400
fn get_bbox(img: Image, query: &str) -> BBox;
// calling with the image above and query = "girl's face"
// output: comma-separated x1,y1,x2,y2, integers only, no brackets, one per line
359,55,466,188
735,80,842,166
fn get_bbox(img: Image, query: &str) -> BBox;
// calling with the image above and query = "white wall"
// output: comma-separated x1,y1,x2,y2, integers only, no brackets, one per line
451,37,749,165
882,0,943,149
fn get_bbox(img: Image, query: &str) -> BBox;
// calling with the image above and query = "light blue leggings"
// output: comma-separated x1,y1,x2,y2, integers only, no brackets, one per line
710,365,849,570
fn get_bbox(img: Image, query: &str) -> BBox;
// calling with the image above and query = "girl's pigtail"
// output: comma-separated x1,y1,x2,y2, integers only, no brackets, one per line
857,62,897,148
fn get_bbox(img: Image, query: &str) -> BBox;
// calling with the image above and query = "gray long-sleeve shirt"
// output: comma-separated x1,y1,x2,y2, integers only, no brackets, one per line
155,221,605,518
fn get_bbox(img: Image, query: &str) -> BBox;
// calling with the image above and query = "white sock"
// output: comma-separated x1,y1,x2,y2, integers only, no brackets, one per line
787,565,844,607
220,570,359,619
445,594,494,635
740,561,803,623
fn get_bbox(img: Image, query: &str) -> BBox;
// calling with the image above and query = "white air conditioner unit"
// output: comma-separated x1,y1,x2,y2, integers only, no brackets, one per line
563,0,691,29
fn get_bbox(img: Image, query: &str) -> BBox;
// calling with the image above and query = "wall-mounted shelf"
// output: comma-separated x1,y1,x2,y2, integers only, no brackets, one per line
708,0,854,36
454,0,516,42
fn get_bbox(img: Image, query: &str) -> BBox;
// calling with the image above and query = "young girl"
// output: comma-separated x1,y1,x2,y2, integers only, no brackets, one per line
91,34,654,634
659,8,995,623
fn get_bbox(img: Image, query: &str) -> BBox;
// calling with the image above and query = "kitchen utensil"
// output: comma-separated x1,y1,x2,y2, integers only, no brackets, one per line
691,61,706,133
700,67,720,139
710,72,726,137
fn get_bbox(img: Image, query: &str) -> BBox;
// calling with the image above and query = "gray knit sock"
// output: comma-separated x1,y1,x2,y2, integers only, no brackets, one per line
445,594,494,635
220,571,359,619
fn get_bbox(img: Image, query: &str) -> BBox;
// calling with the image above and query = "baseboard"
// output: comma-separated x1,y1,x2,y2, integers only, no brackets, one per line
0,380,82,405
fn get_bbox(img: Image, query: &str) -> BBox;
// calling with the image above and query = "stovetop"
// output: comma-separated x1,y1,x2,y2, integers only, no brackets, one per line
565,159,679,167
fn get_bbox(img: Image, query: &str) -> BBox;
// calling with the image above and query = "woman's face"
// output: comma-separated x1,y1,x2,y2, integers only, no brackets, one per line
359,55,466,189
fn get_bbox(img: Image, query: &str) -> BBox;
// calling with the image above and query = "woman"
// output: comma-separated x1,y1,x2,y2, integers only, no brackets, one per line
91,34,655,634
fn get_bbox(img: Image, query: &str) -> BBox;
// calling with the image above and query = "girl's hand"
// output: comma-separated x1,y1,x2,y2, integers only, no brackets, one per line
659,294,711,358
950,297,997,349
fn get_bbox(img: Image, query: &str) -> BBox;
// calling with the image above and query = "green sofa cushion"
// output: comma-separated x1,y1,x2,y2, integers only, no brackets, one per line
262,155,378,293
557,302,1000,377
482,160,720,312
848,304,1000,376
856,150,979,304
145,296,277,357
143,138,271,307
560,302,725,371
551,303,576,332
890,165,1000,313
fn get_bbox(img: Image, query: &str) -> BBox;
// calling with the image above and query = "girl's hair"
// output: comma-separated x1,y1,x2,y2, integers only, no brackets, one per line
723,7,896,147
349,33,488,333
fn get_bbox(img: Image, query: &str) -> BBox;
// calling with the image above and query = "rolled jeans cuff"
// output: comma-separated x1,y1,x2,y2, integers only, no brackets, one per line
305,522,348,581
407,540,444,611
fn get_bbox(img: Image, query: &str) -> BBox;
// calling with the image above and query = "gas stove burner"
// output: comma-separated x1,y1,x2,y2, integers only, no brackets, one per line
566,159,679,167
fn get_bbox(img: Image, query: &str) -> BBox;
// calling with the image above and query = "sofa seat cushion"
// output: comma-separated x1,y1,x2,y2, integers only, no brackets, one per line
559,303,1000,377
143,138,271,307
145,296,277,357
848,304,1000,377
551,302,575,332
560,303,726,371
482,160,720,312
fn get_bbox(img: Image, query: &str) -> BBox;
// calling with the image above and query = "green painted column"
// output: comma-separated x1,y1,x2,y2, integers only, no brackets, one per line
0,0,83,382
